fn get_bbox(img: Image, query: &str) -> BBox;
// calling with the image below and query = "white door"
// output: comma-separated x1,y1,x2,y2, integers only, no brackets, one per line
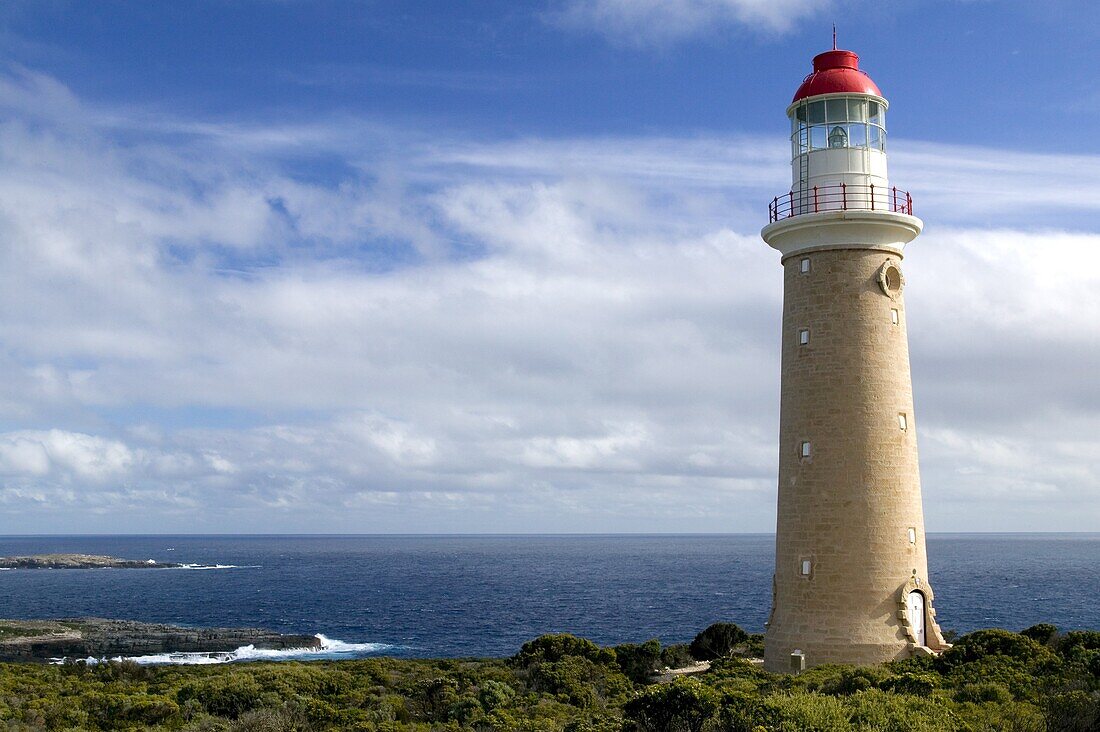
907,591,926,646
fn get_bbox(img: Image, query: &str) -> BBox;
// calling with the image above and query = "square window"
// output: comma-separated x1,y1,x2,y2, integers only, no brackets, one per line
800,559,812,576
800,441,811,458
908,527,917,544
898,413,908,431
800,257,811,274
798,329,809,346
891,308,899,325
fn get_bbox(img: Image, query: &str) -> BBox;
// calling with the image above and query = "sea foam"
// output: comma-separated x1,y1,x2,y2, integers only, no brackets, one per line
52,634,393,666
174,563,260,570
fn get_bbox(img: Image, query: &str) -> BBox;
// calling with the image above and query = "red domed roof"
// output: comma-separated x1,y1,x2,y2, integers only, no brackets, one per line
792,49,881,102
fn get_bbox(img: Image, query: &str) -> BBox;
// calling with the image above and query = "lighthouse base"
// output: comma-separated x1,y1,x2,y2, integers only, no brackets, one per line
763,577,949,673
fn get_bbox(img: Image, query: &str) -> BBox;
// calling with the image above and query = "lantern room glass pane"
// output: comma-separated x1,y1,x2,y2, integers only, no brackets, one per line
810,125,827,150
826,98,847,122
869,125,884,151
847,98,867,122
848,123,868,148
807,101,825,124
796,105,808,122
868,101,881,125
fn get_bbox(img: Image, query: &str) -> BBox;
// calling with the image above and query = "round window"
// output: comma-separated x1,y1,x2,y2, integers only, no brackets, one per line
878,261,904,297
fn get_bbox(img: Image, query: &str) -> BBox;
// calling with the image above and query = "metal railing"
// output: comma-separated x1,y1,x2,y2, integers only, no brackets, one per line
768,184,913,223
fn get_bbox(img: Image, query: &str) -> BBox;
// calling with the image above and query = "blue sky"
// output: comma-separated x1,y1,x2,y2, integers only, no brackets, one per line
5,1,1097,149
0,0,1097,533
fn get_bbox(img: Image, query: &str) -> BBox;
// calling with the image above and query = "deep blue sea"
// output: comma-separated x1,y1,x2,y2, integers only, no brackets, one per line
0,534,1097,662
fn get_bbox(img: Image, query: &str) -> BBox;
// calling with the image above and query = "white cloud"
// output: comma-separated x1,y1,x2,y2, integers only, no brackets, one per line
0,430,134,482
0,69,1096,532
549,0,829,43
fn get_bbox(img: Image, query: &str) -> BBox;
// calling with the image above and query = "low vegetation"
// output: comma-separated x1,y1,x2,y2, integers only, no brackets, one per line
0,623,1097,730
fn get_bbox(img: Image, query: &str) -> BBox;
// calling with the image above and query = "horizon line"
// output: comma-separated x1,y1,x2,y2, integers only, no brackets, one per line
1,531,1097,538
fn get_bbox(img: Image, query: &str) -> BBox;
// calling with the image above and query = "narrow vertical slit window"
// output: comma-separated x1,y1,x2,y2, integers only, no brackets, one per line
898,413,908,431
800,257,811,274
800,441,812,459
908,527,917,544
891,308,899,325
799,329,810,346
800,559,812,576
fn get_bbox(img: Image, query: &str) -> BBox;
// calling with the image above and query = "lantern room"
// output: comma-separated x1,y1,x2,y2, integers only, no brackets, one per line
787,49,888,192
767,48,913,223
790,95,886,158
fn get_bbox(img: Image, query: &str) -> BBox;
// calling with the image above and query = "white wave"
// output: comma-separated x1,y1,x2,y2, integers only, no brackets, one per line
174,563,261,570
51,634,393,666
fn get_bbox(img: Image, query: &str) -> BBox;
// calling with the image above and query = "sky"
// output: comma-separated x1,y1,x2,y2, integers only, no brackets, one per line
0,0,1098,534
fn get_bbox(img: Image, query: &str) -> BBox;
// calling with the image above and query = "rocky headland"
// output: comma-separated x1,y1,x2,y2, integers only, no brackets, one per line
0,553,183,570
0,618,321,662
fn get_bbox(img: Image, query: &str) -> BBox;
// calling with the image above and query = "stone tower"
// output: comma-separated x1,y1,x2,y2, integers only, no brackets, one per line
760,47,948,672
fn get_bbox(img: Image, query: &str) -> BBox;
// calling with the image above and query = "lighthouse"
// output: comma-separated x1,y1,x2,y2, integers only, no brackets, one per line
760,47,948,671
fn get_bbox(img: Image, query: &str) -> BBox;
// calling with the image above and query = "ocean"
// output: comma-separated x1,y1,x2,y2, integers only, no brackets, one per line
0,534,1097,663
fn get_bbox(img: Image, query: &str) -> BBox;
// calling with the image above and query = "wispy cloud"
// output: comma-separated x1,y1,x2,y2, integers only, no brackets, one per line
0,68,1097,532
547,0,830,44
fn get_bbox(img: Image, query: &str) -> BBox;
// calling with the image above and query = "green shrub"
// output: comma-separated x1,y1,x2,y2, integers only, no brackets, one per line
821,667,894,696
563,713,626,732
741,634,766,659
447,693,483,724
624,676,719,732
942,655,1050,702
93,659,153,683
1020,623,1058,645
953,700,1045,732
230,705,313,731
478,679,516,710
614,639,662,684
515,634,616,666
954,681,1013,704
178,675,266,719
793,664,892,696
845,689,964,732
1057,631,1100,676
719,691,850,732
411,676,458,721
706,657,770,688
938,629,1055,669
1058,631,1100,655
528,655,632,708
660,644,696,670
1043,690,1100,732
83,691,182,729
879,672,938,696
690,623,749,661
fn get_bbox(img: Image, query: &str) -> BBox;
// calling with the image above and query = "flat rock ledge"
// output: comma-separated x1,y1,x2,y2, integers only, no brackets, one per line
0,618,321,662
0,553,182,570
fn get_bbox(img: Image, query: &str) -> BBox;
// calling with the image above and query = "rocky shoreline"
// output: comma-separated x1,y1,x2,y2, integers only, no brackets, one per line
0,618,321,662
0,553,183,570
